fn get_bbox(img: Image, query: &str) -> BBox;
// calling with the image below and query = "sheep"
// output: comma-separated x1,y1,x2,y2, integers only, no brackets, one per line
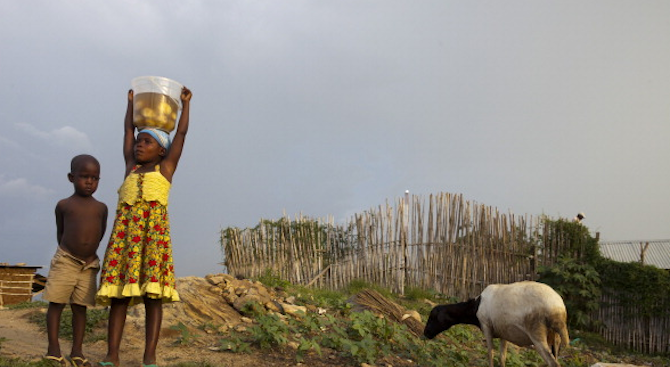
424,281,569,367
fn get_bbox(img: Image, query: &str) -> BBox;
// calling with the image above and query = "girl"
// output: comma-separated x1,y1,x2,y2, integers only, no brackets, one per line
97,86,192,367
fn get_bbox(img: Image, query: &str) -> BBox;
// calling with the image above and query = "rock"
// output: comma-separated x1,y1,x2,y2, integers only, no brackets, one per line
223,292,238,304
208,286,223,295
265,301,281,313
281,303,307,318
205,275,226,286
171,276,242,328
249,284,272,298
232,295,263,313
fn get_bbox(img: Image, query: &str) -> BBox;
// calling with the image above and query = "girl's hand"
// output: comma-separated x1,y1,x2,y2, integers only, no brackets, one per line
128,89,134,101
181,87,192,102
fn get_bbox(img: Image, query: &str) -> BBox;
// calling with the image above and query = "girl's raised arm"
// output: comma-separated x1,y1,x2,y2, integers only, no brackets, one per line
161,87,191,181
123,90,137,176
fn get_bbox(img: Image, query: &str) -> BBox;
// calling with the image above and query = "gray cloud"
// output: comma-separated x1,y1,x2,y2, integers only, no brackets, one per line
15,123,92,152
0,176,54,198
1,0,669,277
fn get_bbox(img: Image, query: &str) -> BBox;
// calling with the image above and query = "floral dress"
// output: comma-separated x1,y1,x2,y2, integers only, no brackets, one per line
97,165,180,306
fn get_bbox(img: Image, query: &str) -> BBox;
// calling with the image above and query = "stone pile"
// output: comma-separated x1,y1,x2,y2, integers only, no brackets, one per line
129,274,311,333
203,273,309,319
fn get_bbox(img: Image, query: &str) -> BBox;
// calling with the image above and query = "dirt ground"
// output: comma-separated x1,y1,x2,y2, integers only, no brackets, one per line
0,306,366,367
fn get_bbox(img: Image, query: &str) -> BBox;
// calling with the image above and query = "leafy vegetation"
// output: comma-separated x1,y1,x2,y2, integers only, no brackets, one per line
170,321,200,345
597,259,670,318
538,255,602,329
538,218,670,334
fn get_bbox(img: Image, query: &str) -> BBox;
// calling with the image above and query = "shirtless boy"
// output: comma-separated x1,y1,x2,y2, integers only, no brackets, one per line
43,154,108,367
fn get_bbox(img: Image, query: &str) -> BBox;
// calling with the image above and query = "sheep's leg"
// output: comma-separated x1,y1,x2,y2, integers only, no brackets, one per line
499,339,508,367
481,326,496,367
529,332,560,367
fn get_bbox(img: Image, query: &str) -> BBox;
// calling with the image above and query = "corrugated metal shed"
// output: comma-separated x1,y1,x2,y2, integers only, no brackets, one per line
599,240,670,269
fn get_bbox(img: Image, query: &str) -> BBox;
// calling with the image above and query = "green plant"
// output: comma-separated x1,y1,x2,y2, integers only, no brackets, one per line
538,255,602,329
295,337,322,362
197,321,221,334
218,332,252,353
238,300,266,318
170,322,199,345
254,268,292,289
596,260,670,318
247,313,289,348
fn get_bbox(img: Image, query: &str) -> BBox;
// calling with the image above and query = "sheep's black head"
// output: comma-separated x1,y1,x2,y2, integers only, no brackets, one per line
423,298,481,339
424,304,458,339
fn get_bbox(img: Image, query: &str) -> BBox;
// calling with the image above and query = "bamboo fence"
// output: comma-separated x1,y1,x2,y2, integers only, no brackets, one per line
220,192,669,354
595,294,670,354
221,193,560,297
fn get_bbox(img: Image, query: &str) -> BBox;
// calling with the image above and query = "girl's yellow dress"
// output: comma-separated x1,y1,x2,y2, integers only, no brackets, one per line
97,165,180,306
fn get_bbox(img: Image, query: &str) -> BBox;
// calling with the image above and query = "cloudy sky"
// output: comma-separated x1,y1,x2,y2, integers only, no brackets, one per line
1,1,669,277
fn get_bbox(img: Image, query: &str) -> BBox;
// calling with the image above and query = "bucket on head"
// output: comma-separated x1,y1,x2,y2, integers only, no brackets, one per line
131,76,183,133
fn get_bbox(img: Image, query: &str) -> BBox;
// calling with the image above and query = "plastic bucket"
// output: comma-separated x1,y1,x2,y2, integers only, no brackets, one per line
131,76,183,132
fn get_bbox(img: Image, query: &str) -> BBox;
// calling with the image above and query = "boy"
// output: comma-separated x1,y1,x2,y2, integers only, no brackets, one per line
43,154,108,367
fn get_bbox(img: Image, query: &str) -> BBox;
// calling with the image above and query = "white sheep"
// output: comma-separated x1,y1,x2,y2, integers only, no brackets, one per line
424,281,569,367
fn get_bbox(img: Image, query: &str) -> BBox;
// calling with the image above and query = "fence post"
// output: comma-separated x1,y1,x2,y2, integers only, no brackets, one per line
640,242,649,265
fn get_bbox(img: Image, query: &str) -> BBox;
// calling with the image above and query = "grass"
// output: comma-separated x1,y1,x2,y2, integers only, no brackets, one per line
9,300,107,343
26,306,108,343
0,357,218,367
5,301,49,310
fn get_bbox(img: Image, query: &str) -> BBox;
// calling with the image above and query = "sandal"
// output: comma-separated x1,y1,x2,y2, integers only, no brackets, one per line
97,362,117,367
44,355,70,366
70,356,92,367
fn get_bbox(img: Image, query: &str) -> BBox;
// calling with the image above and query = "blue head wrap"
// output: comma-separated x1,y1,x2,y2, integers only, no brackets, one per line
138,127,171,150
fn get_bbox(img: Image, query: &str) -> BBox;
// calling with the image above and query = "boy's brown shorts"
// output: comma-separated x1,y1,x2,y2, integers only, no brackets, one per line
42,247,100,307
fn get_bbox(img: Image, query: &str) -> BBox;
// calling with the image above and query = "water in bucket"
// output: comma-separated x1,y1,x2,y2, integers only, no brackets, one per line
131,76,183,133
